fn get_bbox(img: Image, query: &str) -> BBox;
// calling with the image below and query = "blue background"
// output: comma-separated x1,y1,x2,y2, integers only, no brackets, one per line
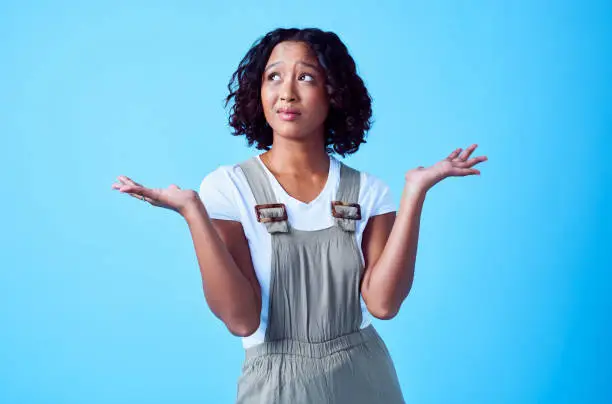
1,1,610,403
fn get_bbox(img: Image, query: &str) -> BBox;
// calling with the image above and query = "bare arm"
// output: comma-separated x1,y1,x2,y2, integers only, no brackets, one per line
112,177,261,336
360,188,424,319
360,144,488,319
182,198,261,336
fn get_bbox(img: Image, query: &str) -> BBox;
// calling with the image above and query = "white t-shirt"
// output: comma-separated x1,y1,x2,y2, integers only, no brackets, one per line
198,155,396,348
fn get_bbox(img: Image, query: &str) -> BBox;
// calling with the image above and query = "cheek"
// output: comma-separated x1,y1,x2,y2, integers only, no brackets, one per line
314,103,329,122
307,90,330,119
261,87,273,108
260,87,276,120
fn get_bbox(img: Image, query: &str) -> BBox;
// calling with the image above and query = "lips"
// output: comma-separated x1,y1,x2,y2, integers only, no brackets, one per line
277,107,301,114
277,107,301,121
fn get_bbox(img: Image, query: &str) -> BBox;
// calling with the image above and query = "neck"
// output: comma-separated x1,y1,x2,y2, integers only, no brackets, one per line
263,132,330,175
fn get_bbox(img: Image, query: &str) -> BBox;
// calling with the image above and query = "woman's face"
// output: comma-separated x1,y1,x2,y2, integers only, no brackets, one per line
261,41,330,144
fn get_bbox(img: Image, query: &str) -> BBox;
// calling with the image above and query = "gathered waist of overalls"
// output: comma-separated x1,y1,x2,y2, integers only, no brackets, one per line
244,325,380,360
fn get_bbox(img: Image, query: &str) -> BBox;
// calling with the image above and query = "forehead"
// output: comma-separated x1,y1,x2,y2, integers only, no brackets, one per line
266,41,319,66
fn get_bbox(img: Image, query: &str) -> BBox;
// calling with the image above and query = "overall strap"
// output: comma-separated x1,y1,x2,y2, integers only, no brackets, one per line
332,163,362,232
238,157,289,234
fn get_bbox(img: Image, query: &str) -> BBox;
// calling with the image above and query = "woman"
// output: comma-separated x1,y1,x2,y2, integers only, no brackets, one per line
112,28,487,403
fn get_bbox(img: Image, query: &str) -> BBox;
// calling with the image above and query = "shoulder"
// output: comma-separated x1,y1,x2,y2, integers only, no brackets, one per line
198,163,251,221
360,170,391,194
333,158,391,196
199,163,248,193
359,168,396,217
333,158,396,217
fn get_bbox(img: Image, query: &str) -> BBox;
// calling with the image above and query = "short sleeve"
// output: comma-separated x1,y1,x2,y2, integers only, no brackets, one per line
360,172,396,217
198,167,241,221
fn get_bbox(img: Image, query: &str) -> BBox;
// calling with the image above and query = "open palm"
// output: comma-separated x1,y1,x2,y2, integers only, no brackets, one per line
111,176,198,215
405,144,488,192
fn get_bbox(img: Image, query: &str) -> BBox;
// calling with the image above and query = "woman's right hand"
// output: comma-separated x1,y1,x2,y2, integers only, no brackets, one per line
111,175,200,216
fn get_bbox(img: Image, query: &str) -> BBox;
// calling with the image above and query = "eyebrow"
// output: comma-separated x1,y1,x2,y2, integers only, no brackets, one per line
264,61,321,73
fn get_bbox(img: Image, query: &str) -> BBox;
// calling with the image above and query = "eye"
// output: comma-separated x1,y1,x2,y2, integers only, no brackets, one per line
299,73,314,82
267,72,280,81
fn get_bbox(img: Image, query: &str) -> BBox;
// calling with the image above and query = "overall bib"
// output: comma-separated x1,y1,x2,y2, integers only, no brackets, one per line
236,157,405,403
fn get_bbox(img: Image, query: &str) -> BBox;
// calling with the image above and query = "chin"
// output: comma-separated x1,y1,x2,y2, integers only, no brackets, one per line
272,125,311,141
272,120,324,142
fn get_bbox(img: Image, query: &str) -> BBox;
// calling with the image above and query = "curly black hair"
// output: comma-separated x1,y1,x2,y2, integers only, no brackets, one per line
225,28,373,157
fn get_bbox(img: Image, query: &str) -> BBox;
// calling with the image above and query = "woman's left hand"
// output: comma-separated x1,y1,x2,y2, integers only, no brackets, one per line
404,144,488,195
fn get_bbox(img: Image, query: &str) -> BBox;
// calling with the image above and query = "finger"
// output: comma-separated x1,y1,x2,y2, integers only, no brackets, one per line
126,192,149,202
112,181,133,190
116,176,132,185
117,175,143,187
128,191,157,204
451,168,480,176
469,155,488,165
446,148,462,161
118,185,158,202
452,155,488,168
457,144,478,161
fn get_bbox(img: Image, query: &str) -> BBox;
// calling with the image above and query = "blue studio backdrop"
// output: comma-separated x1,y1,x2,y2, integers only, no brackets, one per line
1,1,610,403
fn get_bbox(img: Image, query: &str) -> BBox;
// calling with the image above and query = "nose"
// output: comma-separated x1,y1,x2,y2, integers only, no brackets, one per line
280,78,297,102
